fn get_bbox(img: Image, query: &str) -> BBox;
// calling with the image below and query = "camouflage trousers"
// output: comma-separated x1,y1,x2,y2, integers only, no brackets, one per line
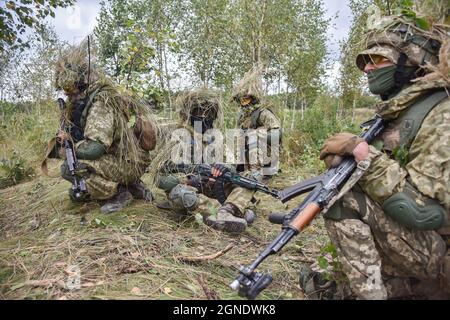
324,187,449,300
77,154,148,200
173,186,258,219
225,187,258,216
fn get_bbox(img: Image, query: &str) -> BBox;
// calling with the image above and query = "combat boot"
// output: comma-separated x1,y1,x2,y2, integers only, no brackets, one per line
100,185,133,214
127,179,153,202
205,203,247,234
298,265,338,300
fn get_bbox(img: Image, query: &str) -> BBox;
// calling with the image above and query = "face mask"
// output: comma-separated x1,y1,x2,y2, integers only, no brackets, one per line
367,65,419,98
367,65,397,95
190,115,214,134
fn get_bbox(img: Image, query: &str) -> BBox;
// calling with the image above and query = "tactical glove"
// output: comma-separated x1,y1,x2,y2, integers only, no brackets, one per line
320,133,366,168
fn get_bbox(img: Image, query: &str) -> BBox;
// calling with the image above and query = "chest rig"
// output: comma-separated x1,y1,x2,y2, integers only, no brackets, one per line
69,86,104,143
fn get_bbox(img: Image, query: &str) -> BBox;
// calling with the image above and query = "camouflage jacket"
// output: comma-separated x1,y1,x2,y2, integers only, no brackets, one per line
237,103,280,130
358,79,450,216
73,82,150,165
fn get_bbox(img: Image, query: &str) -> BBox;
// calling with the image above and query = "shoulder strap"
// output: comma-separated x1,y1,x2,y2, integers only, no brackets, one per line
80,85,105,129
250,107,263,129
398,90,449,148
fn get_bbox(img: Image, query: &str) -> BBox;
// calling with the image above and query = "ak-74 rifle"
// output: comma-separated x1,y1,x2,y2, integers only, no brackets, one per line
229,115,385,299
57,98,88,200
168,163,280,203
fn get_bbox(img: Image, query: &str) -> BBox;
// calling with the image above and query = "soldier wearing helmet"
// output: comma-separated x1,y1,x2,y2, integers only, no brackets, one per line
206,64,281,234
46,39,155,213
299,6,450,299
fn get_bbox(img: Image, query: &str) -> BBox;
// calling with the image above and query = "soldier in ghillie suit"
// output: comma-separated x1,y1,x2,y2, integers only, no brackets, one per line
153,87,255,233
300,5,450,299
45,40,156,213
206,65,281,233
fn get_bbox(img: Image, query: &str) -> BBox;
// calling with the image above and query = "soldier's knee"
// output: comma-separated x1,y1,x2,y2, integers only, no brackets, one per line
158,175,181,193
169,184,199,211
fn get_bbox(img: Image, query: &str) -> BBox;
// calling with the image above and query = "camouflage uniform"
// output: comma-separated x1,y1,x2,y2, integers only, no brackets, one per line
319,9,450,299
223,65,281,221
69,84,152,200
225,103,281,215
155,88,237,221
48,40,154,206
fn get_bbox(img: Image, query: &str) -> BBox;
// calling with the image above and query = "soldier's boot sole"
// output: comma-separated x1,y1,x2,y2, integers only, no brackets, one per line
205,216,247,234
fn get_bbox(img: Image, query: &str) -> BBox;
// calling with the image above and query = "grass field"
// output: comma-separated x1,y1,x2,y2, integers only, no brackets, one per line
0,100,374,300
0,163,330,300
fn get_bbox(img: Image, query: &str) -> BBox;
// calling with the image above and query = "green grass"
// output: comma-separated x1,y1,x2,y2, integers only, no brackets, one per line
0,171,331,300
0,98,374,300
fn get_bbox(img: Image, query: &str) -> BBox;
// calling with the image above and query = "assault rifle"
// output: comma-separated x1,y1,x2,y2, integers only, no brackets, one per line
57,98,88,200
230,115,385,299
169,163,280,203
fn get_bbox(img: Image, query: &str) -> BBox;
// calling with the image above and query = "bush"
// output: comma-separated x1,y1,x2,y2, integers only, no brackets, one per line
0,151,35,189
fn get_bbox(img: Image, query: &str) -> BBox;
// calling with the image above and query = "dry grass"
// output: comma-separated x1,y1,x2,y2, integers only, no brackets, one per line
0,162,329,300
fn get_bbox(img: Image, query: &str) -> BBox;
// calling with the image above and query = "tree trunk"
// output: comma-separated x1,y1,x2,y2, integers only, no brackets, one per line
352,97,356,124
163,46,172,110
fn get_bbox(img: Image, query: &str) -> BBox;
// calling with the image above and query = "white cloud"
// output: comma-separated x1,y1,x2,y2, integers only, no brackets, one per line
49,0,100,45
65,5,82,30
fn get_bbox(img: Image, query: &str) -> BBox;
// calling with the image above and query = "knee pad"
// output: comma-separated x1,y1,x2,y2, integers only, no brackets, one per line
157,175,180,193
382,192,446,230
168,184,199,211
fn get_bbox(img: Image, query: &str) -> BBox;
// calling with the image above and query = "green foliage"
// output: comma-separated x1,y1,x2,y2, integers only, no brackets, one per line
0,0,73,52
0,150,34,188
317,242,344,282
392,144,409,167
281,94,360,171
95,0,182,105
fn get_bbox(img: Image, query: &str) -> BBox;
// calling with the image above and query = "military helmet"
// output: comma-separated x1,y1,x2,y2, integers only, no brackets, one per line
231,64,264,104
55,38,98,93
356,6,445,71
175,87,222,125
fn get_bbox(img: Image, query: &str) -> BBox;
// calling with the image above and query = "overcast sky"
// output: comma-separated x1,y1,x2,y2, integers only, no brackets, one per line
49,0,353,87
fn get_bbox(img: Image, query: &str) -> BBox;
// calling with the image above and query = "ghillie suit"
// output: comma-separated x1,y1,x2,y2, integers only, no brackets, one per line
45,39,157,211
206,64,282,233
308,5,450,300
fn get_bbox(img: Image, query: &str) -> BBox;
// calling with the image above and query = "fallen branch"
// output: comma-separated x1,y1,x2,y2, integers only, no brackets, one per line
197,276,220,300
24,279,65,289
178,244,234,263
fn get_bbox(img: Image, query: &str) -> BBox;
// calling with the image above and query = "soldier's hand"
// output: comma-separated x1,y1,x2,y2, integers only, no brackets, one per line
57,130,70,143
211,163,230,178
320,133,368,168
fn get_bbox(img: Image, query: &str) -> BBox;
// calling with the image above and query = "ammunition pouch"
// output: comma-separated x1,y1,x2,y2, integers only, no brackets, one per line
267,128,281,147
382,184,446,230
323,198,362,221
168,184,199,212
323,186,366,221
